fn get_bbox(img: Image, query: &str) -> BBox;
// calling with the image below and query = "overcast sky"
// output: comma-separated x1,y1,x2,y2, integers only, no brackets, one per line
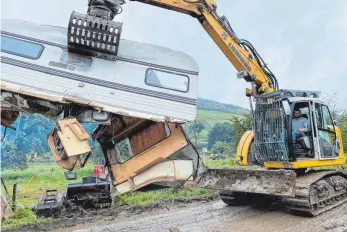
2,0,347,110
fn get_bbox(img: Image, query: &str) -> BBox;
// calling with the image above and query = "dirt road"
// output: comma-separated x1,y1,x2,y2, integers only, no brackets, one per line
50,199,347,232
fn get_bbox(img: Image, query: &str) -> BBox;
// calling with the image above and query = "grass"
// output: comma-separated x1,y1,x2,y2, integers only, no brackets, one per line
1,163,94,205
118,187,217,207
196,110,241,121
1,205,55,230
204,158,237,169
1,163,94,230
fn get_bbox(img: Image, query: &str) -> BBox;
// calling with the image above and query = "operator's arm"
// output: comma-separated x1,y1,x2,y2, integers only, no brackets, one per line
127,0,278,96
296,117,310,133
302,118,310,132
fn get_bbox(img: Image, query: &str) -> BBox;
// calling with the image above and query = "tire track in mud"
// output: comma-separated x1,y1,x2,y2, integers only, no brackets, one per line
73,201,253,232
67,200,347,232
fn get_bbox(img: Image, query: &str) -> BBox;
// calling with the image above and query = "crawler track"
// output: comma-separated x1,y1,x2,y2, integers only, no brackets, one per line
219,190,250,205
284,170,347,216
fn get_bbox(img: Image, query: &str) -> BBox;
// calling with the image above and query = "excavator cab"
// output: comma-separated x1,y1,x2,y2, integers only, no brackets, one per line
289,99,340,160
240,89,344,168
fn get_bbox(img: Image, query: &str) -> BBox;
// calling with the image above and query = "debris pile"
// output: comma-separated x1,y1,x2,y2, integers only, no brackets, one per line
35,177,112,218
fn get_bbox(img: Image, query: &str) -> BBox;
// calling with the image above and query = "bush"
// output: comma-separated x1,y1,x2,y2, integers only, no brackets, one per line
2,205,54,230
207,122,235,149
211,141,233,154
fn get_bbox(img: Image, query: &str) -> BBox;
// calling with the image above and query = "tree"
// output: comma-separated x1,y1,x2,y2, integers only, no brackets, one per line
116,139,132,162
211,141,233,154
207,122,235,149
1,140,28,170
321,92,341,119
188,121,205,145
229,112,253,150
337,112,347,152
1,114,54,166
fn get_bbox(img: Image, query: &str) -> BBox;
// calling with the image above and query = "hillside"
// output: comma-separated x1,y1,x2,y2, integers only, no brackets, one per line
194,98,248,132
197,98,248,115
196,109,241,121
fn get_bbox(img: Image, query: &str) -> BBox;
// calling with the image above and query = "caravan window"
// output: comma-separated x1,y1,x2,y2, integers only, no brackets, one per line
1,36,44,60
145,68,189,92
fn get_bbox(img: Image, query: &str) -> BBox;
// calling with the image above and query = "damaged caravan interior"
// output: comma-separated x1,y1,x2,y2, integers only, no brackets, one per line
1,19,206,194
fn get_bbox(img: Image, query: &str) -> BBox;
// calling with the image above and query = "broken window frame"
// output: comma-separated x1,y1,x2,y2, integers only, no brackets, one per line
60,50,93,68
144,68,190,93
1,35,44,60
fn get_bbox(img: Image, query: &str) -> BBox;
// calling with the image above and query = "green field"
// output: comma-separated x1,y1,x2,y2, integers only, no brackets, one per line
1,163,95,205
1,163,95,229
196,110,242,121
1,160,233,207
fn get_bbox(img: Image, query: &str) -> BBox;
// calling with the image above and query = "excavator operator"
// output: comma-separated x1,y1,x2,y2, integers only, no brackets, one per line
292,109,310,142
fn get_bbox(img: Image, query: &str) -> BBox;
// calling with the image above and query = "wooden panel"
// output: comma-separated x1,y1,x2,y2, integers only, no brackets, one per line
115,160,194,194
57,119,91,157
112,119,147,144
48,135,82,170
67,123,90,140
111,123,188,184
129,122,167,155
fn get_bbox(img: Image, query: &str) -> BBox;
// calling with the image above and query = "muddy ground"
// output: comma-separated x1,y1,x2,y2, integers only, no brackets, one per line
12,195,347,232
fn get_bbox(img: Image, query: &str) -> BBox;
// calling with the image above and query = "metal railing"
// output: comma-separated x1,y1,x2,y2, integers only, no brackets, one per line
253,96,289,162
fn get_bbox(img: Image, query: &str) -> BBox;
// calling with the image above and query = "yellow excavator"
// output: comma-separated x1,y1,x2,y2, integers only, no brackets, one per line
1,0,346,217
63,0,346,216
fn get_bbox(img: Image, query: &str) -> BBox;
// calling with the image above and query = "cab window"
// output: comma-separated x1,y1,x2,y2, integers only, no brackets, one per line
315,103,338,157
316,104,334,130
1,35,44,60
